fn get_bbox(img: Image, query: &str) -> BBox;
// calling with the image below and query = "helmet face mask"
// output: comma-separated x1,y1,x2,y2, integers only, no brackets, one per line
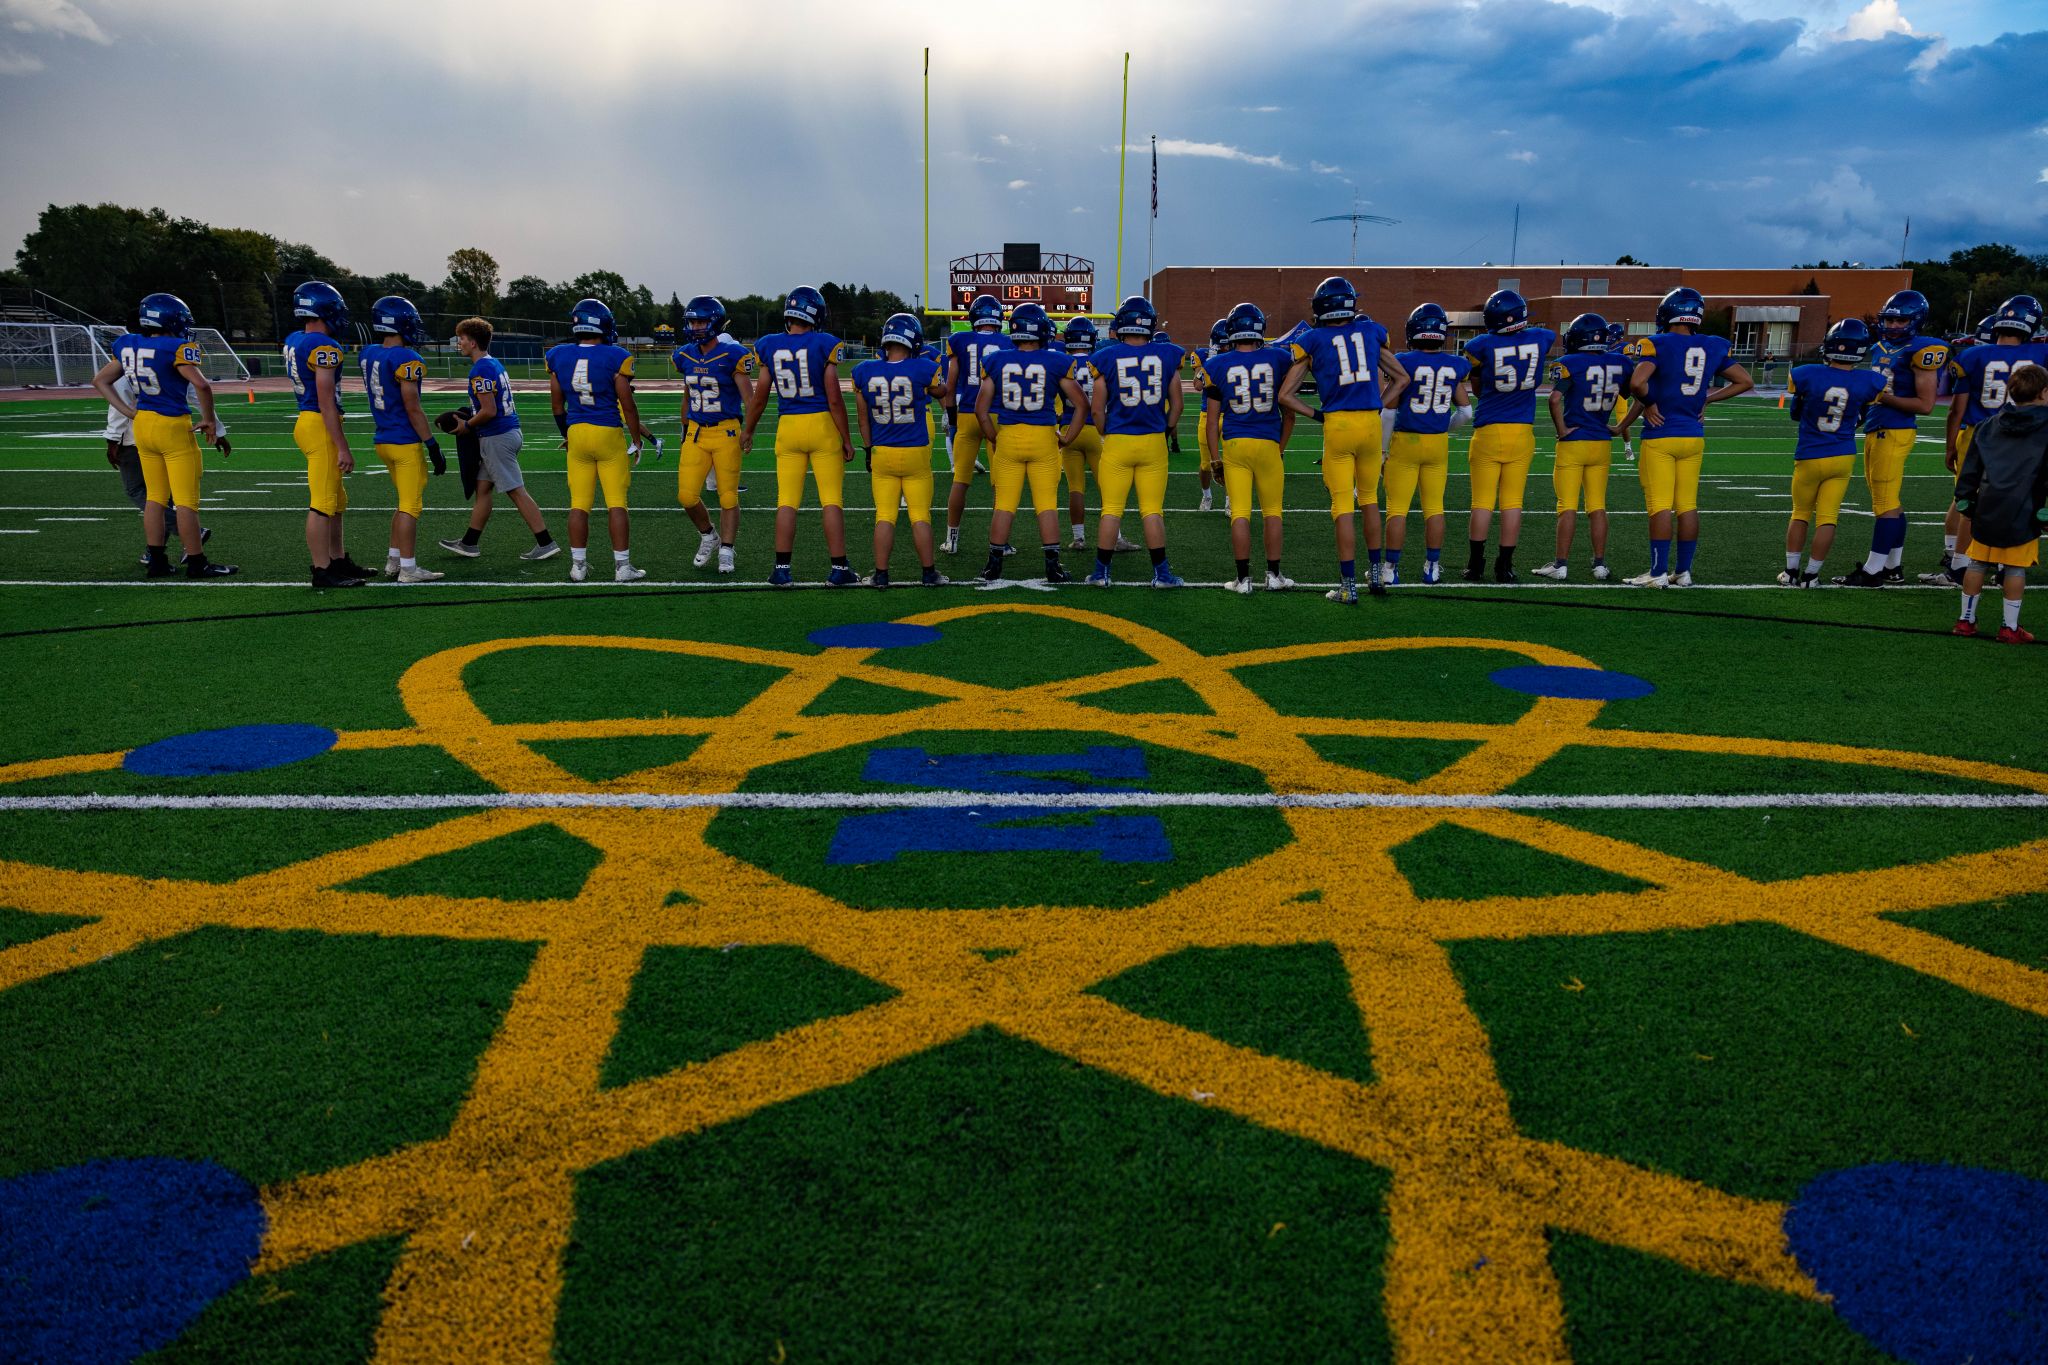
1876,289,1929,343
682,295,727,343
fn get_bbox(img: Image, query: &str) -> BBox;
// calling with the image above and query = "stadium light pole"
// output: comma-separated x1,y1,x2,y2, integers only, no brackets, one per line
1115,52,1129,302
924,47,931,323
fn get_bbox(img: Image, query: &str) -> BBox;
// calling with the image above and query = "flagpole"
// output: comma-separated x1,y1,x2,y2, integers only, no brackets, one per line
1145,134,1155,297
1115,52,1129,302
923,47,931,319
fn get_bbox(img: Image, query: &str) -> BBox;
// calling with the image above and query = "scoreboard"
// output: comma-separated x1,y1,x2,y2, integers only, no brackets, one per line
948,246,1095,315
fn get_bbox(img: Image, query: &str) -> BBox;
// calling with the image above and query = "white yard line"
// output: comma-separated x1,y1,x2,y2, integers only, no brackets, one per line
0,576,1960,591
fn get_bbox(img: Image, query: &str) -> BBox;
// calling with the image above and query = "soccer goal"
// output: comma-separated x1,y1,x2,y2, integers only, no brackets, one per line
0,321,109,388
91,325,252,383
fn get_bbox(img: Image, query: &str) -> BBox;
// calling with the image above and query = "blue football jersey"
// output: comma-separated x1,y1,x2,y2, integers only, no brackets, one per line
983,346,1073,426
1548,353,1630,442
1626,332,1733,439
467,356,519,436
1463,327,1558,426
754,330,844,417
282,330,347,415
671,339,750,424
1290,317,1392,411
1391,351,1474,435
112,333,202,418
1086,340,1186,436
360,343,426,444
546,341,635,428
947,328,1009,411
1947,343,2048,429
1789,364,1890,459
852,354,941,447
1202,346,1291,442
1864,334,1950,432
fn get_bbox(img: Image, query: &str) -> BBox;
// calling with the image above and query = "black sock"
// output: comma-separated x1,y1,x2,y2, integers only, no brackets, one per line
1148,546,1166,567
831,555,850,569
532,529,552,547
984,549,1005,577
146,545,170,568
1468,539,1487,571
1235,557,1251,579
462,526,483,547
720,539,734,549
184,553,208,571
1097,548,1114,569
1043,543,1061,567
1496,545,1516,571
775,551,792,568
1266,559,1281,576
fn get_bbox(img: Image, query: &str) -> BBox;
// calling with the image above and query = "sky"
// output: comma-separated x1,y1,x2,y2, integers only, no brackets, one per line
1,0,2044,305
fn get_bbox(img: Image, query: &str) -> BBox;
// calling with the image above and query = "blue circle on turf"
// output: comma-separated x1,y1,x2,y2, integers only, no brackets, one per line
1488,665,1655,701
1785,1163,2048,1365
0,1158,265,1365
808,623,943,650
123,723,338,777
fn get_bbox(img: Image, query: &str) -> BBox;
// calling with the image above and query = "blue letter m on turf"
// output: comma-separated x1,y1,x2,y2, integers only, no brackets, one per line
825,746,1172,866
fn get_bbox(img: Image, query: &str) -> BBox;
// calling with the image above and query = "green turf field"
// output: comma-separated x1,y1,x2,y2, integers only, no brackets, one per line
1,387,2044,1365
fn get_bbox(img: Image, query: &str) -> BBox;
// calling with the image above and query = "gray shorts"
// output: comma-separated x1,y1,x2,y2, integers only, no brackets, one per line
479,428,526,493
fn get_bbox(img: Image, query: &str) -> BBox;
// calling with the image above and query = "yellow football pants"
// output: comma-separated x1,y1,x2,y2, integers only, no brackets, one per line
1223,436,1286,519
1638,436,1706,516
681,421,744,510
1383,431,1449,519
375,442,427,518
567,424,631,512
991,423,1062,515
1097,432,1169,520
1790,454,1853,526
1320,408,1383,516
773,411,846,509
293,410,348,516
1862,427,1913,518
1552,439,1612,514
1468,423,1535,512
134,409,203,510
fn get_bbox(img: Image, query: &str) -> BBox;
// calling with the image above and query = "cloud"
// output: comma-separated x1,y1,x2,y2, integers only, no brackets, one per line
1671,124,1709,137
1310,160,1343,175
950,151,995,164
1240,105,1281,113
1006,178,1030,190
2039,168,2048,183
1138,138,1295,170
1069,205,1088,213
991,133,1012,146
0,44,40,72
1506,149,1538,163
1827,0,1947,72
1,0,108,43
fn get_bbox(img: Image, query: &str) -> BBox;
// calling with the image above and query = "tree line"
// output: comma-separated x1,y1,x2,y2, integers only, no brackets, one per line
2,203,914,345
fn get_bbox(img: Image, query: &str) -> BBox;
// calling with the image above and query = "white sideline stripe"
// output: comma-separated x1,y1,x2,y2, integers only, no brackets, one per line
0,577,1964,591
7,790,2043,814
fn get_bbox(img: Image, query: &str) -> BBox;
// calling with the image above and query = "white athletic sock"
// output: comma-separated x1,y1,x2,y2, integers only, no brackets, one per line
613,549,631,564
571,547,588,564
1960,591,1978,623
1943,534,1957,553
1862,550,1887,574
388,546,401,560
400,556,416,569
1807,559,1824,578
1885,546,1904,570
2006,596,2023,630
1786,551,1802,572
1952,551,1971,571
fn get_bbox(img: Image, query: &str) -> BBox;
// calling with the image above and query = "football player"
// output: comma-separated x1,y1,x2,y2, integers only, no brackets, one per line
100,367,215,569
439,318,557,565
672,295,752,574
1615,287,1753,586
1281,275,1405,602
358,296,445,583
943,294,1008,554
1951,360,2047,642
1838,290,1949,586
1931,296,2045,585
1204,302,1298,594
1059,316,1108,548
1535,313,1627,581
1605,321,1636,461
1082,295,1186,587
546,298,653,583
1460,289,1558,582
1781,320,1888,587
90,292,235,578
742,286,858,586
972,303,1086,583
282,281,370,588
1194,319,1226,512
1381,303,1472,587
852,312,949,586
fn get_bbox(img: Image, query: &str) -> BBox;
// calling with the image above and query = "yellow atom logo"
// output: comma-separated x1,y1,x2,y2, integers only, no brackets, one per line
0,603,2044,1363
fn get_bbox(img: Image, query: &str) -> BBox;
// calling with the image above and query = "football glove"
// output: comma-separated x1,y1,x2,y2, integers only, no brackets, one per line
1167,430,1181,454
554,412,570,441
425,436,445,475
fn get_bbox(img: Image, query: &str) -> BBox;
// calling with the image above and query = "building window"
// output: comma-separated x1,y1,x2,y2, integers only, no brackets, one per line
1586,278,1609,296
1561,278,1584,296
1496,278,1519,294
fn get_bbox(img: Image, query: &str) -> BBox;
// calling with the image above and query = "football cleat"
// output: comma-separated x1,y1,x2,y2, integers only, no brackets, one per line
1199,488,1213,512
1422,560,1442,585
1495,565,1520,584
768,564,793,587
614,562,646,583
1798,572,1821,589
693,531,720,568
184,559,238,578
1671,571,1693,587
1534,561,1568,580
1069,527,1087,548
1918,566,1961,586
1952,619,1978,637
1834,566,1887,588
1265,571,1294,591
145,560,175,579
1086,563,1113,587
396,564,444,583
1776,569,1797,586
310,565,365,589
1001,542,1017,557
717,546,736,574
942,529,960,555
1044,561,1073,584
330,556,374,583
826,566,860,587
1225,577,1252,595
1113,534,1140,552
921,567,948,586
1150,565,1185,588
569,560,589,583
1592,564,1611,582
520,542,561,562
868,569,890,587
1325,582,1358,604
384,554,401,578
1462,565,1486,583
1997,626,2035,644
1624,571,1670,588
1380,563,1399,588
1882,567,1905,585
440,537,482,558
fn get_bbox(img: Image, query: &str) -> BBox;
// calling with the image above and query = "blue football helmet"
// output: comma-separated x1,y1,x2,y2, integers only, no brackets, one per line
966,293,1004,331
1482,289,1528,334
1223,302,1266,345
1311,275,1358,323
1209,318,1229,350
682,295,728,339
292,280,349,331
1111,295,1157,340
1154,329,1172,344
1876,289,1929,343
136,292,194,336
880,312,924,353
570,298,618,342
1604,321,1626,351
1820,317,1874,365
1406,302,1450,346
1991,294,2043,338
1655,287,1706,330
1008,302,1051,342
1563,312,1609,353
370,295,428,347
783,286,826,327
1062,316,1099,355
